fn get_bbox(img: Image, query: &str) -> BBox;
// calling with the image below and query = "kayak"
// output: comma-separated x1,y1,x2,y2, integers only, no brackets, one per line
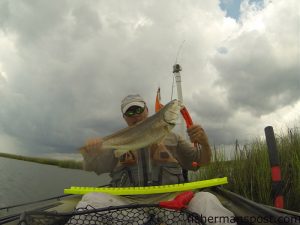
1,187,300,225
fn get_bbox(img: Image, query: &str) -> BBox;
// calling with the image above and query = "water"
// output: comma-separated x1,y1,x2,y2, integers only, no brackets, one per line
0,157,111,208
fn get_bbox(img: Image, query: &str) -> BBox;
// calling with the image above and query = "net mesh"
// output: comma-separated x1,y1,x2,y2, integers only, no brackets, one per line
18,205,204,225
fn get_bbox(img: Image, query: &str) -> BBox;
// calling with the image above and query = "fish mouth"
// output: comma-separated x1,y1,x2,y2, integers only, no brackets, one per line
163,100,181,125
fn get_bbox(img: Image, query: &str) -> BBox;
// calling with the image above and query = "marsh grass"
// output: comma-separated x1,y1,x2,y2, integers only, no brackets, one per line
0,152,82,170
192,127,300,211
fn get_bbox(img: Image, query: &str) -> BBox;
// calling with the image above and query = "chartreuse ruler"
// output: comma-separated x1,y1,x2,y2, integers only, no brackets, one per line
64,177,228,195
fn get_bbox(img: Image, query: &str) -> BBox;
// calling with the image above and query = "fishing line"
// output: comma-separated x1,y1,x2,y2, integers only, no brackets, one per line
175,40,186,64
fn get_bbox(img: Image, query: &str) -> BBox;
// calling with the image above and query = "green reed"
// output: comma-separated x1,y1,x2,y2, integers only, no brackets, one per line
192,127,300,211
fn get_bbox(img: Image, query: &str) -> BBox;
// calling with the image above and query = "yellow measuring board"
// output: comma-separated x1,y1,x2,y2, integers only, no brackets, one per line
64,177,228,195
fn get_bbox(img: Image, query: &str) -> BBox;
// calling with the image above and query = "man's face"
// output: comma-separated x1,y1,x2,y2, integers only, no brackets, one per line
123,105,149,126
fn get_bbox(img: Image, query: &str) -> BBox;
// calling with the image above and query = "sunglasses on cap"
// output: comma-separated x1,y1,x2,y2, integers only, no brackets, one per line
124,105,145,117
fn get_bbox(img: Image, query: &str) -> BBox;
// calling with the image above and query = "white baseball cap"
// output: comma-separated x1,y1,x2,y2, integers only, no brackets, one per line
121,94,146,114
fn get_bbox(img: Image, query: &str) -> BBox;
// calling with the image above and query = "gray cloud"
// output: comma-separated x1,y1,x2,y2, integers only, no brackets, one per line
0,72,6,85
0,0,299,156
187,91,232,123
212,32,300,116
0,1,69,44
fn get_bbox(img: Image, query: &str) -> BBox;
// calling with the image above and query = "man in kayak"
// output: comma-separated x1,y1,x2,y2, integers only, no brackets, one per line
79,94,236,225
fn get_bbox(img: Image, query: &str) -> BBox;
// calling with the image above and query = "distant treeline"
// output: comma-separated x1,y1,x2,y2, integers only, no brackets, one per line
0,152,82,170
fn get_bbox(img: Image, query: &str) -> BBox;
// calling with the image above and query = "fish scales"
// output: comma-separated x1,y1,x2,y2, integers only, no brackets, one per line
101,100,180,156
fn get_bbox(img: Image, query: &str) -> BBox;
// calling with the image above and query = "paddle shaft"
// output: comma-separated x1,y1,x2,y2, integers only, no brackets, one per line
264,126,284,209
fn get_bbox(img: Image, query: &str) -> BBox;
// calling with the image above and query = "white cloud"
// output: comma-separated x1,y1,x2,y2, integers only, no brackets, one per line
212,0,300,115
0,0,299,155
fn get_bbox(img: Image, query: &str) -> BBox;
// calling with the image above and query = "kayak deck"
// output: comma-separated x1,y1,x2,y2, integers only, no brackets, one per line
1,188,300,225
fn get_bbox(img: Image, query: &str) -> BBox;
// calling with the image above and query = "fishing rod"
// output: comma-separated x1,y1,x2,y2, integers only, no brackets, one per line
0,194,72,212
157,60,202,174
0,184,109,212
172,62,190,181
0,184,110,224
172,41,204,169
172,64,202,169
171,40,186,138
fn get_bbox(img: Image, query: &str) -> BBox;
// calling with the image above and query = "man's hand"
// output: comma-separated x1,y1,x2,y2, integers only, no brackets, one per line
187,124,211,165
187,124,209,146
80,137,103,157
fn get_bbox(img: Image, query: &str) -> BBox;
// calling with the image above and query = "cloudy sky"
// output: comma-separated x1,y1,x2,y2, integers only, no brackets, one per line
0,0,299,158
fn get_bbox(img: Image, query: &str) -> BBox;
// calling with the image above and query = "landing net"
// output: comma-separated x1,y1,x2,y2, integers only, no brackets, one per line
18,204,204,225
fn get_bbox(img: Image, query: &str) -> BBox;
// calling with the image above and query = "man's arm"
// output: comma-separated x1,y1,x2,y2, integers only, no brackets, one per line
187,124,212,165
80,138,118,174
175,124,212,170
